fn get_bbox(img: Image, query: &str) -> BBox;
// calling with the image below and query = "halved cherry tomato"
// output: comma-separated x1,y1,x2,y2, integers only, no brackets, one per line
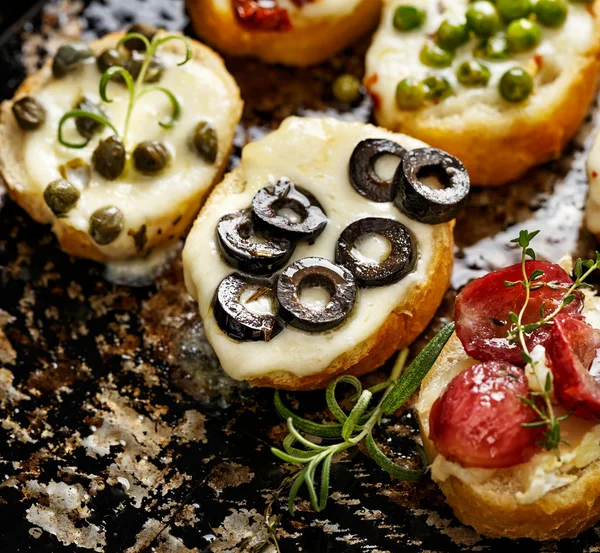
548,314,600,420
455,261,582,366
233,0,292,32
429,361,542,468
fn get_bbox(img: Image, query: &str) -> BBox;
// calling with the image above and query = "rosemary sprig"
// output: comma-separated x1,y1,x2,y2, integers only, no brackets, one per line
58,32,190,149
505,230,600,457
271,322,454,514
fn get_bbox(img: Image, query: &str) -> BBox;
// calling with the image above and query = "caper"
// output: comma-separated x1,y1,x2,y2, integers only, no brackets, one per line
75,97,108,140
89,206,124,246
126,50,164,83
475,33,510,59
44,179,80,216
456,60,491,86
499,67,534,102
123,23,157,51
332,74,362,103
436,17,470,50
133,141,171,174
423,75,454,100
396,77,426,109
393,5,426,31
420,42,454,68
193,121,218,163
12,96,46,130
466,1,501,36
92,136,126,180
497,0,531,21
97,48,124,74
534,0,568,27
506,18,541,52
52,42,93,78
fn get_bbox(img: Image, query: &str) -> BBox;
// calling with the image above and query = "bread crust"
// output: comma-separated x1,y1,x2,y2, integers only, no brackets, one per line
417,334,600,540
367,0,600,186
185,0,381,67
187,164,454,391
0,31,243,263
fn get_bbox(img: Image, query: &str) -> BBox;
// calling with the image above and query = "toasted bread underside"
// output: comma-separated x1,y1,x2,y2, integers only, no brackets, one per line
185,0,382,67
189,165,455,391
417,334,600,540
0,31,243,263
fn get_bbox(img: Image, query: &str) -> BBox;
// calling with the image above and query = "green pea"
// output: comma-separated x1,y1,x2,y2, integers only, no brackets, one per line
395,77,426,109
476,33,510,59
423,75,454,100
44,179,80,216
534,0,568,27
332,74,362,103
507,18,541,52
497,0,532,21
193,121,218,163
436,17,470,50
89,206,124,246
499,67,534,102
393,5,426,31
419,42,454,68
456,60,491,86
466,1,501,36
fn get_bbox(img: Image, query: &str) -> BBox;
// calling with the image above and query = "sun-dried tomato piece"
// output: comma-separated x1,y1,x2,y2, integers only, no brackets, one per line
233,0,293,32
455,261,582,365
430,361,542,468
548,314,600,420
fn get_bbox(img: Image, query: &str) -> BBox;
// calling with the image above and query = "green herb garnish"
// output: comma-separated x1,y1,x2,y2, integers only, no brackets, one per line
506,230,600,458
271,322,454,514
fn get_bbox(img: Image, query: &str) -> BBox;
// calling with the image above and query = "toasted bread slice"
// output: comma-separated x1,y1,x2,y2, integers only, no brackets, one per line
366,0,600,186
0,30,242,263
183,116,455,390
585,132,600,239
416,311,600,539
185,0,382,67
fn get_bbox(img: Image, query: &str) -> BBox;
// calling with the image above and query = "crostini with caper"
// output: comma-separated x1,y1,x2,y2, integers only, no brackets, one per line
0,26,242,264
183,116,469,390
185,0,382,66
365,0,600,186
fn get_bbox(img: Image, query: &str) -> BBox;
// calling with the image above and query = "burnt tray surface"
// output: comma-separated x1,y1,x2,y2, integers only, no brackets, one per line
0,1,599,552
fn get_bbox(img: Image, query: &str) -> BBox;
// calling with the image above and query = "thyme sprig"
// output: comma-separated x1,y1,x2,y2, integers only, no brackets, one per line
505,230,600,457
271,322,454,514
57,32,191,149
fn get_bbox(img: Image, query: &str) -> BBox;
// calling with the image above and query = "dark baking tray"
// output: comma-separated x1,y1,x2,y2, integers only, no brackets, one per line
1,1,599,551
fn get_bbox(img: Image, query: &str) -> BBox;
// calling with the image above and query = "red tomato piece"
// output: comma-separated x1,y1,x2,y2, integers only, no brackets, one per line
548,314,600,420
233,0,292,32
455,261,583,366
429,361,542,468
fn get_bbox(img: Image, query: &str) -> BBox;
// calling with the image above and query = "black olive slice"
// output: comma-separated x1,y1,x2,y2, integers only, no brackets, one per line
252,179,328,241
214,273,284,342
394,148,470,224
217,209,295,275
335,218,417,287
349,139,407,203
277,257,357,332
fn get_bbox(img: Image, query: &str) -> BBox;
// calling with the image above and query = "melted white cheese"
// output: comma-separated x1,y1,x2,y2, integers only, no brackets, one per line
23,51,237,259
366,0,595,126
183,116,442,381
430,294,600,504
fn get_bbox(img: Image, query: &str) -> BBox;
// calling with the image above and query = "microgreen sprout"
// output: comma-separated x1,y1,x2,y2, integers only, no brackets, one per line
506,229,600,458
57,32,190,149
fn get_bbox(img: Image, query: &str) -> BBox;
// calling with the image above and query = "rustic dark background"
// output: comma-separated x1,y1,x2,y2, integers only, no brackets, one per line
1,1,599,551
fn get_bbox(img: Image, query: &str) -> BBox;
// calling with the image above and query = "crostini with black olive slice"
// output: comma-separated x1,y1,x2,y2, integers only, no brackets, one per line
183,116,469,390
0,27,242,265
186,0,382,67
365,0,600,186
